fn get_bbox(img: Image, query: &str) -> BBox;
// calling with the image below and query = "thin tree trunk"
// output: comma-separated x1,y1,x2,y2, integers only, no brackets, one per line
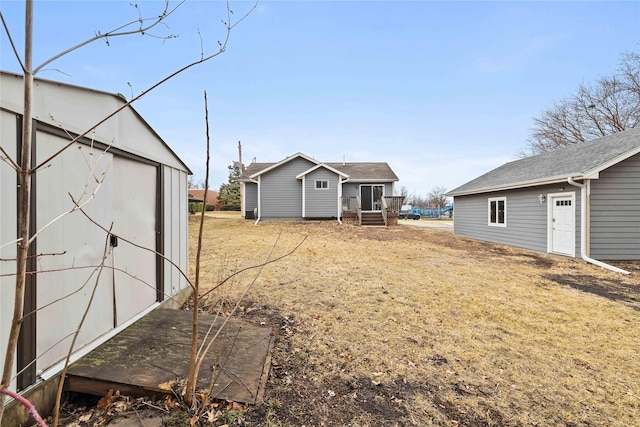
184,91,211,406
0,1,33,421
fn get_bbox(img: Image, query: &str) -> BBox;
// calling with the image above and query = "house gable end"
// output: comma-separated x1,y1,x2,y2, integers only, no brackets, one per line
249,152,319,179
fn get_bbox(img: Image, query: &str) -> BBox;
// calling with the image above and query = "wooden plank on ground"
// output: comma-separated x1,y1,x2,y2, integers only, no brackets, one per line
66,308,274,404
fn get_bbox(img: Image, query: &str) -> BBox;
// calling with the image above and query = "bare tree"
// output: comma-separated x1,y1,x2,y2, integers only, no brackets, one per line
523,49,640,156
0,0,257,422
396,185,415,205
411,194,429,210
427,186,449,217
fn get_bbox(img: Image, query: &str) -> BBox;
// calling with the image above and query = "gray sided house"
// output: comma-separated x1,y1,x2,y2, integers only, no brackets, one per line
1,71,190,412
447,128,640,269
239,153,402,225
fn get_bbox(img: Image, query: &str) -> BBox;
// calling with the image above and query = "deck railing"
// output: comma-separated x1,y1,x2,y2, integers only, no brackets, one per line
380,197,388,226
342,195,404,226
341,196,362,224
383,196,405,213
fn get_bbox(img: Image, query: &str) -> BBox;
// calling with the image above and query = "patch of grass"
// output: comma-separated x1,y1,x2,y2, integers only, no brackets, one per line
190,217,640,426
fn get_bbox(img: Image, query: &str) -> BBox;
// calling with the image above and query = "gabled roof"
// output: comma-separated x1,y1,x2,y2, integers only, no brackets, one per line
239,153,399,183
296,163,349,179
326,162,398,182
248,152,319,179
447,128,640,196
0,70,192,174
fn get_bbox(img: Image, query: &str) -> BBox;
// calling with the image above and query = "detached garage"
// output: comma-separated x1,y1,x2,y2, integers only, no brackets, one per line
0,71,190,399
447,128,640,272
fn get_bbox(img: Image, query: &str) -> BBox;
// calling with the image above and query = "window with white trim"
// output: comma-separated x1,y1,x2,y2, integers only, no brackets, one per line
488,197,506,226
315,180,329,190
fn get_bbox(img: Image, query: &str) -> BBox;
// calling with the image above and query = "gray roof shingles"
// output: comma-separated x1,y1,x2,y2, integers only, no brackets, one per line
448,127,640,196
240,158,398,182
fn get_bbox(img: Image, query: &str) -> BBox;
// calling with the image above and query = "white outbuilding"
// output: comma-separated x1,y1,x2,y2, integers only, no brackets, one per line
0,71,191,414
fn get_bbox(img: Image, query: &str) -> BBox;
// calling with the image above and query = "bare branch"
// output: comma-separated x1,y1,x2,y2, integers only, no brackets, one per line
33,0,184,74
524,48,640,155
199,235,308,301
77,205,194,291
52,225,114,427
32,1,258,173
0,145,20,171
0,11,26,72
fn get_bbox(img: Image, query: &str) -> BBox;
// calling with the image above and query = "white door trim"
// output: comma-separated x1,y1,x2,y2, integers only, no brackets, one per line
547,191,576,257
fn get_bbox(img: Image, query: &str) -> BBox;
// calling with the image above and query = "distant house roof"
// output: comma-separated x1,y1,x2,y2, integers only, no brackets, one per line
447,128,640,196
188,189,220,205
240,152,399,183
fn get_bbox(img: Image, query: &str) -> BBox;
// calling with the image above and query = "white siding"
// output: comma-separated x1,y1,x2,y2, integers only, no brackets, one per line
163,165,190,296
111,157,158,324
1,73,187,169
1,72,191,389
0,109,18,390
35,132,115,370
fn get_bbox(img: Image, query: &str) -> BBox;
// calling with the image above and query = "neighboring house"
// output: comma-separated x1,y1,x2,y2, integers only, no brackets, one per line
0,71,191,413
188,189,223,210
447,128,640,269
239,152,402,225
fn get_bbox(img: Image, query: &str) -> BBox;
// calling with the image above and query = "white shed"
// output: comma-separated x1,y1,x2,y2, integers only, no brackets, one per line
0,71,191,398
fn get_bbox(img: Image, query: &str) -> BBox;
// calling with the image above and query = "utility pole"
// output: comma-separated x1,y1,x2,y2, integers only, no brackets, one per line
238,141,243,216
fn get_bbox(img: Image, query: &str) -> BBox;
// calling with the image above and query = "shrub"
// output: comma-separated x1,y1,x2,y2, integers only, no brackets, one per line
220,205,241,211
205,204,215,211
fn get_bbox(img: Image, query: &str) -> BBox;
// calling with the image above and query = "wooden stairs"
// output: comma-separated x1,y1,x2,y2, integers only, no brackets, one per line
361,212,386,226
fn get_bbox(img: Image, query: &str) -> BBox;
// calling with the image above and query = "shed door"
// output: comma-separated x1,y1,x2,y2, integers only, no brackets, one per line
110,157,158,325
551,196,575,256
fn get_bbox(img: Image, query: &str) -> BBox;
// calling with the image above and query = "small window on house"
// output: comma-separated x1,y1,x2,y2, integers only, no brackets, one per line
315,180,329,190
488,197,506,226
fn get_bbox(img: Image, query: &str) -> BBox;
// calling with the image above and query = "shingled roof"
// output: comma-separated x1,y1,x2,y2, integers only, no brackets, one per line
239,153,398,182
447,128,640,196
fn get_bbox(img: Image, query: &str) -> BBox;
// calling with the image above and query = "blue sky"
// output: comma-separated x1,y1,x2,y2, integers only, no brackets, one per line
1,1,639,197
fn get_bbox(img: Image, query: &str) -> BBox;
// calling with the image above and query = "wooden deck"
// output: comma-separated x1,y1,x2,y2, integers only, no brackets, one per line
65,308,274,404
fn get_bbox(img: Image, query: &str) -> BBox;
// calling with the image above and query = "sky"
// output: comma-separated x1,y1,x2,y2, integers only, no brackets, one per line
1,0,639,198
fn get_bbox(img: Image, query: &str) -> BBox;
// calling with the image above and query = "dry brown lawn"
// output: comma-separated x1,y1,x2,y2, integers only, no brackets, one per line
186,216,640,427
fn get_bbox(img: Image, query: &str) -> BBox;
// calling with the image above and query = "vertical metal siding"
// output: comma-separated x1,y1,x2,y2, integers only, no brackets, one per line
260,158,315,218
0,110,18,390
453,185,581,255
590,154,640,260
112,157,158,324
34,133,115,371
304,169,339,217
163,165,190,296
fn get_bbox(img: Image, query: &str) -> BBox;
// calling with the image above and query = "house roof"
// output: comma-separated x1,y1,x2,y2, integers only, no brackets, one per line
325,162,398,182
447,128,640,196
296,163,349,179
188,189,220,205
240,153,398,183
1,70,192,174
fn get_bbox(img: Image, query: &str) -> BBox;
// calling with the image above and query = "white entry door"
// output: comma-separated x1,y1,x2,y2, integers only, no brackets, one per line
550,195,575,256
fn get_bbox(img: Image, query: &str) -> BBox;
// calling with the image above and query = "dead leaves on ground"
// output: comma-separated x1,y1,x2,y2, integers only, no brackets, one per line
55,388,247,427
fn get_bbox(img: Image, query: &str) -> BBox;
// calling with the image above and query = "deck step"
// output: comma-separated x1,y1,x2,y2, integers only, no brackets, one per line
361,212,385,226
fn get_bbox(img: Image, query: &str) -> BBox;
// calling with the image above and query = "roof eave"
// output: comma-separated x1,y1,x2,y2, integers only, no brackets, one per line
295,163,350,179
249,152,319,179
447,175,586,197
